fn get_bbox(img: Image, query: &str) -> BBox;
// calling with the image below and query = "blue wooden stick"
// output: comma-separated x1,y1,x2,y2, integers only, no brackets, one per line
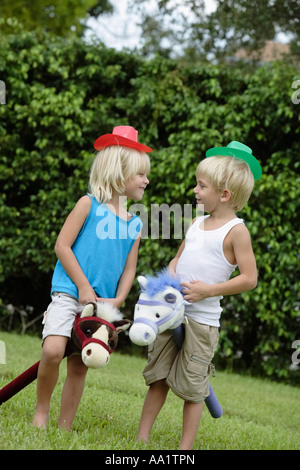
171,324,223,419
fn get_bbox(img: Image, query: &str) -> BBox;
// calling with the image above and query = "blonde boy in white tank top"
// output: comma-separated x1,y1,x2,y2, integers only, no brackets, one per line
137,142,262,450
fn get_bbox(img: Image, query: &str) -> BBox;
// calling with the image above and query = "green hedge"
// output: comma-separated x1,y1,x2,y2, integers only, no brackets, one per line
0,28,299,382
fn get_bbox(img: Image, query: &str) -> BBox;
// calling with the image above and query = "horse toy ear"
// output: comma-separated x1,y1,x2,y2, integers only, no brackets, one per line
137,275,148,292
80,302,97,318
113,320,131,333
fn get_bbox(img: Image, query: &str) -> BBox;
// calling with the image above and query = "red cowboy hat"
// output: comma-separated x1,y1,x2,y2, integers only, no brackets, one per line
94,126,153,153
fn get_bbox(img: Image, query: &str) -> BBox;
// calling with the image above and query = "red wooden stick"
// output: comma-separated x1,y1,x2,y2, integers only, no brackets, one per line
0,361,40,405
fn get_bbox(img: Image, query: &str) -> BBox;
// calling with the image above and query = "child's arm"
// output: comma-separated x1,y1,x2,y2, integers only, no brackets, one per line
54,195,97,304
98,236,141,308
168,239,186,275
169,217,198,275
181,224,257,302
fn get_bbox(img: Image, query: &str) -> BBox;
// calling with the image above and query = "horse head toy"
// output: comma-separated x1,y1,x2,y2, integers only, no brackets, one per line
129,269,223,419
0,302,131,405
68,301,130,368
129,270,185,346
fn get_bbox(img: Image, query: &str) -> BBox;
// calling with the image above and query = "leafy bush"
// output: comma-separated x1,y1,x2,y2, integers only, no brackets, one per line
0,27,299,382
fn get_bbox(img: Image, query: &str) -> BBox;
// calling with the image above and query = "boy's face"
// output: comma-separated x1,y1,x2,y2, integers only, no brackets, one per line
194,174,221,213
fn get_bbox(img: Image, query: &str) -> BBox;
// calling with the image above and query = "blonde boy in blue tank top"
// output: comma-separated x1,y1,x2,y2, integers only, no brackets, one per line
32,126,152,430
137,142,262,450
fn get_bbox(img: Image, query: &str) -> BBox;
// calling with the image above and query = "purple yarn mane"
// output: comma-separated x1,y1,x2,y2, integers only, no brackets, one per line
144,269,183,297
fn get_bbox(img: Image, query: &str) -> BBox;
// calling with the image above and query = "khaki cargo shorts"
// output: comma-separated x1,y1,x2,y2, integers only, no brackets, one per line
142,317,219,403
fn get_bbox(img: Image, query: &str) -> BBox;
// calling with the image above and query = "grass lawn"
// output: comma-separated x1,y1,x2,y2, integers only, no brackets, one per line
0,331,299,450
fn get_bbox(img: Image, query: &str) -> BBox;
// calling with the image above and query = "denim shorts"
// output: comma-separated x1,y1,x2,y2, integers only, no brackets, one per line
42,292,83,341
142,317,219,403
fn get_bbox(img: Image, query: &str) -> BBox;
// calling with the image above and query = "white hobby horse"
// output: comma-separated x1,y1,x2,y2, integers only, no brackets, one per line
129,269,223,418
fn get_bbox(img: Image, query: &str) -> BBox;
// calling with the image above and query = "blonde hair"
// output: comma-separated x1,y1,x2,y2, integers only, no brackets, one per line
89,145,150,203
196,156,254,211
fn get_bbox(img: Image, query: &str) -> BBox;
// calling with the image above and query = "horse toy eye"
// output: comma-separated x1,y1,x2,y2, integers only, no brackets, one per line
155,313,160,318
164,293,176,303
85,328,92,336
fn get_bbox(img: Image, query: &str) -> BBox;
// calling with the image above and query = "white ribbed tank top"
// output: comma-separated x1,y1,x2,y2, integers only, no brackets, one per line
176,215,244,327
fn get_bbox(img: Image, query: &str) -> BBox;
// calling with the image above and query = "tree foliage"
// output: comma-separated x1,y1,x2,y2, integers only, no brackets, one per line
0,26,299,382
0,0,113,37
133,0,300,61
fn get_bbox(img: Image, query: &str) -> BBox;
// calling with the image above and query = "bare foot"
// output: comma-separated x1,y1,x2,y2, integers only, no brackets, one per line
32,411,48,429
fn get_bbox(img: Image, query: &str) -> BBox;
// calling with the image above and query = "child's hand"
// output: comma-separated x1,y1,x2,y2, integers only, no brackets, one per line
181,280,211,302
78,285,97,305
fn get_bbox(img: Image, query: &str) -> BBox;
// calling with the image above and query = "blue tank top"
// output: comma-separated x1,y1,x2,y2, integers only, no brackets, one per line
51,195,142,299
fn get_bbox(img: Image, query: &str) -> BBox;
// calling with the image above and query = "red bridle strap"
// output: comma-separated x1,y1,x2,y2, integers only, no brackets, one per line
82,337,111,354
74,315,116,354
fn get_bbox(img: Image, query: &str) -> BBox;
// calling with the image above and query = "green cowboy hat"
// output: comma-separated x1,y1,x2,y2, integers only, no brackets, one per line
206,141,262,180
